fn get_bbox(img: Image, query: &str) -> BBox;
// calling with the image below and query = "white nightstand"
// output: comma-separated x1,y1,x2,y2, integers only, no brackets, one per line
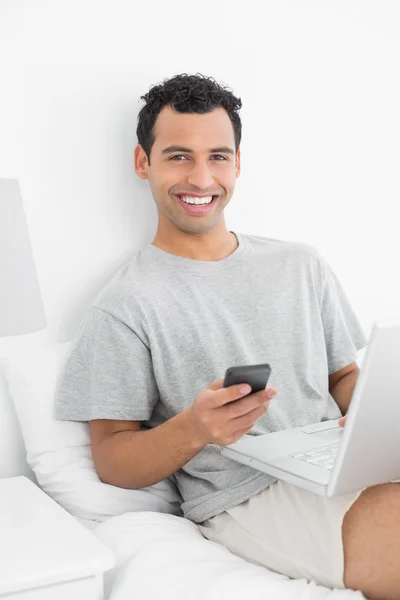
0,476,115,599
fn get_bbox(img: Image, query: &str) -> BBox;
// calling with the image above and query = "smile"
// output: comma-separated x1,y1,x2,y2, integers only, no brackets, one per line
175,194,218,215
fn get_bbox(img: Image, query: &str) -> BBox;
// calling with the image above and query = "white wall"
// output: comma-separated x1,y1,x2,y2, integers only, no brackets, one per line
1,0,400,354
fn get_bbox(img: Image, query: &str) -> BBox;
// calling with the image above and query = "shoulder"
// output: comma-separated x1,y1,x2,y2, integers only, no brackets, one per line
243,232,323,269
86,251,152,324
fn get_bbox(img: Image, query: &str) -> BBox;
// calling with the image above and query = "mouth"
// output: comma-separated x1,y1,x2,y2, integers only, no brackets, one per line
174,194,219,215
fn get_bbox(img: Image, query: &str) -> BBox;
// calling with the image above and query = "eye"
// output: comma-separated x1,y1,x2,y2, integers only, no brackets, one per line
169,154,228,161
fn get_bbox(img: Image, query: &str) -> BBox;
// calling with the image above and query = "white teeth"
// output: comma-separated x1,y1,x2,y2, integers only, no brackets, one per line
180,195,213,205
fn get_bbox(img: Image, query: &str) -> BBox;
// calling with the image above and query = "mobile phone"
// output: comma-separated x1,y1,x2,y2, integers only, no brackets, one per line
223,363,272,398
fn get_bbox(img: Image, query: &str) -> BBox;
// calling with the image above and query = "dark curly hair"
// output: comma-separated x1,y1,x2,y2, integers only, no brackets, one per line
136,73,242,166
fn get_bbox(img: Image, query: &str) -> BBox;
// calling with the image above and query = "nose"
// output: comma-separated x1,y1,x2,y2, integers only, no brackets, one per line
186,161,215,190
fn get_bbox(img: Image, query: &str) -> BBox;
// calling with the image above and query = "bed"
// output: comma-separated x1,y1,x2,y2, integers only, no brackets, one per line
0,338,365,600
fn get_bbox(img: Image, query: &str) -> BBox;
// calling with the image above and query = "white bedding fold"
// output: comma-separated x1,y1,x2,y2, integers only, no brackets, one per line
92,512,365,600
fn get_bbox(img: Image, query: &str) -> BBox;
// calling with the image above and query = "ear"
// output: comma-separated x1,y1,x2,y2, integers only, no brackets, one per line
134,144,149,180
235,147,241,179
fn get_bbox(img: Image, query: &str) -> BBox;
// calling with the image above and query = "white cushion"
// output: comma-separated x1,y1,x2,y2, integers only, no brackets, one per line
3,342,183,523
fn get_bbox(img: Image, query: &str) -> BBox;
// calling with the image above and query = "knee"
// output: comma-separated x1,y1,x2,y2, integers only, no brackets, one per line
343,482,400,600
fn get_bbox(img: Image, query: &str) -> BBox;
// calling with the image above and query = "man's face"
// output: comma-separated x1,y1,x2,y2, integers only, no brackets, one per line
135,105,240,234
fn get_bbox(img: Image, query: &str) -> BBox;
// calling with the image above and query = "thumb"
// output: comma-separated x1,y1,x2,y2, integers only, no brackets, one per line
207,377,225,391
338,415,347,427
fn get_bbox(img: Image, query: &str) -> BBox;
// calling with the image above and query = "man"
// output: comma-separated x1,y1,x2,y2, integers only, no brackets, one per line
56,73,400,599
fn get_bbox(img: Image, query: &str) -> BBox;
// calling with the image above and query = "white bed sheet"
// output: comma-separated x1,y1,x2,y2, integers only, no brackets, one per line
92,511,365,600
76,515,101,531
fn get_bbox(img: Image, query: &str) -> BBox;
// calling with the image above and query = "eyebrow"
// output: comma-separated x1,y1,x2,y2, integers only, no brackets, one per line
161,145,235,156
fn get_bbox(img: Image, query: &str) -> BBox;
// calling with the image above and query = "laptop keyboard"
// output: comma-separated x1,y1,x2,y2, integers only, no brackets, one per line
290,443,340,470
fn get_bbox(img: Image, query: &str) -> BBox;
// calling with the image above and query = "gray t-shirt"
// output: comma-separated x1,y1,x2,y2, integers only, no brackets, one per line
55,231,368,523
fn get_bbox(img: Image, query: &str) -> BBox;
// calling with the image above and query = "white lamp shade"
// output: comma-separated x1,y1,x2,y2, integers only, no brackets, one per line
0,179,47,337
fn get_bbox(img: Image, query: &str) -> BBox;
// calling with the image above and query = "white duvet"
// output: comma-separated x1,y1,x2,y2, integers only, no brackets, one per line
92,512,365,600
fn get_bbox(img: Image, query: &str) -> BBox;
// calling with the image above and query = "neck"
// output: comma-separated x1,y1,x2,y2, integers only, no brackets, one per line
151,230,238,261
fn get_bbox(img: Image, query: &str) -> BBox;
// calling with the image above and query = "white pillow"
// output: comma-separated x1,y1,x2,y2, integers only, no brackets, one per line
3,342,183,523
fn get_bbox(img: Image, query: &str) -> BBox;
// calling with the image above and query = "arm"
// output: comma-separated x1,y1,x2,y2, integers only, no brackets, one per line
89,408,208,489
329,363,360,416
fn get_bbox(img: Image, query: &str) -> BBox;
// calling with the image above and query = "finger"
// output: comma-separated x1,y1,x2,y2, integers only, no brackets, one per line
208,378,277,396
215,385,278,409
213,382,255,407
208,377,225,391
230,398,271,419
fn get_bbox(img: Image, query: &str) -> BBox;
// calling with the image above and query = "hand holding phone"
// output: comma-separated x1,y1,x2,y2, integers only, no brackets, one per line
186,364,277,447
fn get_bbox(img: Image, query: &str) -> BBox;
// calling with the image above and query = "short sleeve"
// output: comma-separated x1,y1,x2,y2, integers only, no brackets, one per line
55,306,159,421
317,254,369,375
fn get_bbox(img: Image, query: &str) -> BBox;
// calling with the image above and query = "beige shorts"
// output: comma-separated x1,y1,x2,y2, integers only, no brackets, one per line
197,479,365,589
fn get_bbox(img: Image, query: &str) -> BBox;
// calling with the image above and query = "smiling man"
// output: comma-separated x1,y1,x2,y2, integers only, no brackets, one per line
135,89,241,262
56,73,400,599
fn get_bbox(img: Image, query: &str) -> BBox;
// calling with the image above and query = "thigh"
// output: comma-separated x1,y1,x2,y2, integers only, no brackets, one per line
342,482,400,600
198,480,364,589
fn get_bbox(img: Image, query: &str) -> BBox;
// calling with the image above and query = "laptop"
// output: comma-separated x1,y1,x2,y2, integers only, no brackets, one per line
220,318,400,496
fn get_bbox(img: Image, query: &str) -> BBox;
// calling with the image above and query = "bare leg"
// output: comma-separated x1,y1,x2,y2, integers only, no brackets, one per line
343,482,400,600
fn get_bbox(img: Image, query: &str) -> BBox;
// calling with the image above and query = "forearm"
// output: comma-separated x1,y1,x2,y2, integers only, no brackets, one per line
94,407,208,489
329,371,359,416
